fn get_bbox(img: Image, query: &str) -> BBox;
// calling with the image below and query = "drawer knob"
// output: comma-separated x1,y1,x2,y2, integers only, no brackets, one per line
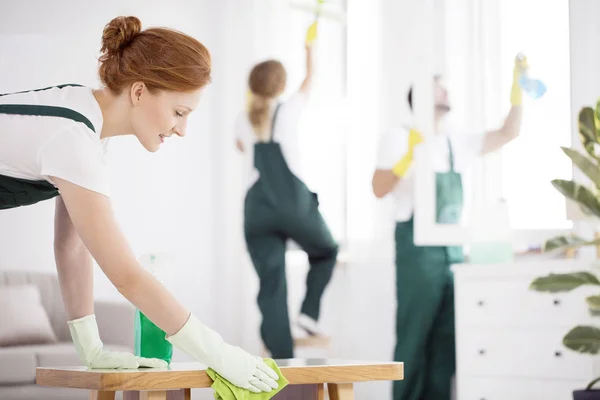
477,300,485,307
478,349,486,355
555,351,562,357
553,299,561,306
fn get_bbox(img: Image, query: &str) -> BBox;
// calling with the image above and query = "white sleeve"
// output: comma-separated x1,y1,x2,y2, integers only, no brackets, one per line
376,127,410,170
39,126,111,197
451,132,485,162
234,112,255,151
234,113,248,141
279,92,309,130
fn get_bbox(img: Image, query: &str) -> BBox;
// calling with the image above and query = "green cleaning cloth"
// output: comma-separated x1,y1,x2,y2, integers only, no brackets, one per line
206,358,289,400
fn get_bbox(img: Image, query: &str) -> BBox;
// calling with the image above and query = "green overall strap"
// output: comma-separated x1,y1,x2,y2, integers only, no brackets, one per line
0,84,96,209
447,138,455,171
0,83,85,97
0,84,96,133
269,103,282,142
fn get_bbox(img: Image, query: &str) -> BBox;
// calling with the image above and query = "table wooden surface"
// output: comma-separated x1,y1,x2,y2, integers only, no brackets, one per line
37,358,404,400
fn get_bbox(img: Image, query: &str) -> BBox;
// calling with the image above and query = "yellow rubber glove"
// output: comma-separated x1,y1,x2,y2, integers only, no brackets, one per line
391,128,424,177
245,89,253,113
510,54,528,106
305,21,318,46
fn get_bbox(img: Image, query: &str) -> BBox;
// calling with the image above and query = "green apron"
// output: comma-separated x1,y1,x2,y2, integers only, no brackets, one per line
393,138,463,400
244,104,338,359
0,84,96,210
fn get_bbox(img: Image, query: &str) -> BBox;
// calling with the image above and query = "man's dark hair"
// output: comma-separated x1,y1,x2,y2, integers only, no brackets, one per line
407,74,442,113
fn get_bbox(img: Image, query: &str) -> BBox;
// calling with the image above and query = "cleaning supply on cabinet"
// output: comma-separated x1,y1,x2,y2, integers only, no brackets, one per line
468,199,514,264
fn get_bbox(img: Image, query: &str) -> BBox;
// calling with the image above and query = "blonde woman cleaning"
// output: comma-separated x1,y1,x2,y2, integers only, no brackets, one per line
235,22,338,358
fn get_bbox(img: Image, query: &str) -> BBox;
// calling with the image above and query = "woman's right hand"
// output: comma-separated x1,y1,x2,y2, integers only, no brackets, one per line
167,314,279,393
69,315,167,369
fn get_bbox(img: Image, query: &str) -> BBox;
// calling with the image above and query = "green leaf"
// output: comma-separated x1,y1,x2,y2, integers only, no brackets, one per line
580,107,600,161
587,376,600,391
584,142,600,162
587,295,600,312
551,179,600,218
543,235,600,252
543,235,587,251
562,147,600,189
563,326,600,355
580,107,597,143
595,99,600,137
530,272,600,292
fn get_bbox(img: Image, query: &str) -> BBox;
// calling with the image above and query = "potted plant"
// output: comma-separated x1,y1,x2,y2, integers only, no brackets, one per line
530,99,600,399
530,271,600,399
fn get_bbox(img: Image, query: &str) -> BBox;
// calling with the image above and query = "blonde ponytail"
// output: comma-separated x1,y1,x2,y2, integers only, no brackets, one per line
248,95,274,141
247,59,287,140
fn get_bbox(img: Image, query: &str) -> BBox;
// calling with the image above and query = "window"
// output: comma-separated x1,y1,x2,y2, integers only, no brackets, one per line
289,0,349,243
496,0,572,230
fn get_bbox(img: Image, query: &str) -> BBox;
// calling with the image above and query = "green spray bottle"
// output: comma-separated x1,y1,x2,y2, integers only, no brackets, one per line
134,253,173,364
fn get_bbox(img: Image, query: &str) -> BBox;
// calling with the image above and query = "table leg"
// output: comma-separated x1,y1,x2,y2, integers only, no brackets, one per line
124,389,189,400
274,384,325,399
140,391,168,400
89,391,115,400
317,384,325,400
165,390,188,400
328,383,354,400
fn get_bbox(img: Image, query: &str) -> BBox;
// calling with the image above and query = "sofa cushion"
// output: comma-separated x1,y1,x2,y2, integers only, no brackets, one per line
0,270,73,342
0,285,58,346
0,342,133,385
0,345,37,384
0,385,125,400
36,342,82,368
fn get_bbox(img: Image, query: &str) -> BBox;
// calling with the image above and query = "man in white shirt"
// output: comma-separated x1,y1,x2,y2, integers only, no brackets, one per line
372,57,526,400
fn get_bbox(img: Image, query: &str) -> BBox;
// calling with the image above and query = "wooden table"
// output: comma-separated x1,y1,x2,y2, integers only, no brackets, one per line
36,358,403,399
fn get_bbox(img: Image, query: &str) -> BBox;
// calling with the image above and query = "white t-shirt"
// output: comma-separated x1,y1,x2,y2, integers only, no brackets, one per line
0,85,110,197
376,124,484,222
235,92,308,189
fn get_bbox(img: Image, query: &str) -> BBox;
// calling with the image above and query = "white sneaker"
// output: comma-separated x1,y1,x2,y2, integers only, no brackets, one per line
297,313,326,336
291,323,309,340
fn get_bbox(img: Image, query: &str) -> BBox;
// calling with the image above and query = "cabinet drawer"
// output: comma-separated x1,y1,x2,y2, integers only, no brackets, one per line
457,328,593,380
458,376,587,400
455,279,596,327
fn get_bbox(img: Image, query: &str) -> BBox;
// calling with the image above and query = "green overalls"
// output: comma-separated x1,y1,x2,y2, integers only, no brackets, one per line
0,85,96,210
393,138,463,400
244,104,339,359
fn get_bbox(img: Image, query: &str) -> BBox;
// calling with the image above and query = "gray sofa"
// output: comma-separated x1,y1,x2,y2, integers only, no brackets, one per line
0,270,135,400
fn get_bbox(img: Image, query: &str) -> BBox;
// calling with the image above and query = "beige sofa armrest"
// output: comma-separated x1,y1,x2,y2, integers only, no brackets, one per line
94,300,135,349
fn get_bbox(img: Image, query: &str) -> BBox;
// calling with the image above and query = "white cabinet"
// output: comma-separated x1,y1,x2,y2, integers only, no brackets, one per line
460,377,587,400
453,260,600,400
